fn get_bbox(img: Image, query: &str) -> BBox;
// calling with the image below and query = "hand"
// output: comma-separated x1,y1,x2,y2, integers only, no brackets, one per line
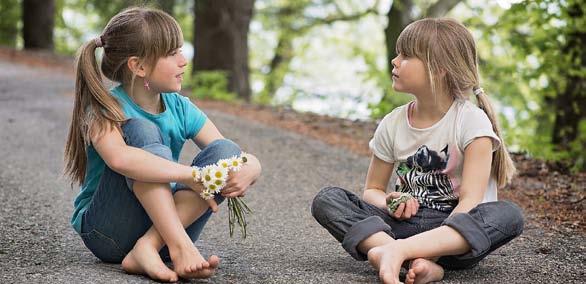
221,165,258,198
386,192,419,220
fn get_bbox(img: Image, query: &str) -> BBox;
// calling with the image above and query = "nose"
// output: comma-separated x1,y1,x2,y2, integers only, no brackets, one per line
391,55,399,68
178,53,188,68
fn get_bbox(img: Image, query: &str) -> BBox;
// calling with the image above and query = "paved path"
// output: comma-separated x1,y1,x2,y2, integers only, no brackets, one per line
0,60,583,283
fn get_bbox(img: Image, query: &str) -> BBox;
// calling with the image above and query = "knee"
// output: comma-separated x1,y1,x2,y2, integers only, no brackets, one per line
502,201,525,236
311,186,346,221
206,139,242,158
480,201,525,237
121,118,163,147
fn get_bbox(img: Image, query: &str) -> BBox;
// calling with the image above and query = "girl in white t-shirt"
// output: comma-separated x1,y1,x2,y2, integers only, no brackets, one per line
311,18,523,284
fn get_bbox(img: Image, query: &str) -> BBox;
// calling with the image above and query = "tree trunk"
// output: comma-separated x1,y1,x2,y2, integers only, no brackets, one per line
22,0,55,50
194,0,255,101
384,0,413,74
552,3,586,149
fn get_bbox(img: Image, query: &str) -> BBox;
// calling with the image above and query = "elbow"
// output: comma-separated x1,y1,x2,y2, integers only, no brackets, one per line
107,155,127,173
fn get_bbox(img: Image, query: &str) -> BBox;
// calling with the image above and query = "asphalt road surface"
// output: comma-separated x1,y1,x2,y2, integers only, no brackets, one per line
0,60,583,283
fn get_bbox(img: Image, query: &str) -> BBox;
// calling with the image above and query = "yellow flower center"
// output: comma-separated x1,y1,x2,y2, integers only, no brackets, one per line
215,172,223,178
205,175,211,181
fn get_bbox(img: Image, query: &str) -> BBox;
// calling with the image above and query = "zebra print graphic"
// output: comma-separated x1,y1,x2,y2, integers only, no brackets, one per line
395,145,457,212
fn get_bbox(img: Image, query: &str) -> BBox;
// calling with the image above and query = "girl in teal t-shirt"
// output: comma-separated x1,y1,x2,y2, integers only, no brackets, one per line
64,7,262,282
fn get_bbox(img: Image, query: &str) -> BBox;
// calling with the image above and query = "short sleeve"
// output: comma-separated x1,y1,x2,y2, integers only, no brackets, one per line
459,107,501,152
181,96,207,139
368,113,395,163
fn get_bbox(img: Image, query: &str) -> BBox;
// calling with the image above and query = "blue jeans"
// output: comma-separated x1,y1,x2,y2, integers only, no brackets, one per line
311,187,524,269
80,118,241,263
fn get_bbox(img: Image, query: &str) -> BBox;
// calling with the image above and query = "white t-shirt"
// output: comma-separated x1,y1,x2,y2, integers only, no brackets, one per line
368,99,500,212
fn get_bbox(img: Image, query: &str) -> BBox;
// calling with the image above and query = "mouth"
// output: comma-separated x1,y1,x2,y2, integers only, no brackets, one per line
391,70,399,78
176,72,184,80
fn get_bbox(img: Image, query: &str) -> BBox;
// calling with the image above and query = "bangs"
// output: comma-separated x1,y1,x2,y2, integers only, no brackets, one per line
142,9,183,63
395,19,435,60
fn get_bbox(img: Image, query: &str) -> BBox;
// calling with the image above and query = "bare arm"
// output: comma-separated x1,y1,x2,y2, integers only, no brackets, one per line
92,125,195,186
362,155,394,209
451,137,494,215
192,119,262,198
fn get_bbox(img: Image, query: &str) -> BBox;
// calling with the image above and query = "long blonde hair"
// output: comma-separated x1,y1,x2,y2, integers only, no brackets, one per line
396,18,516,188
64,7,183,185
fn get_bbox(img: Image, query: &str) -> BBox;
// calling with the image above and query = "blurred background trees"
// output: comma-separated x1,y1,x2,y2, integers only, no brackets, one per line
0,0,583,170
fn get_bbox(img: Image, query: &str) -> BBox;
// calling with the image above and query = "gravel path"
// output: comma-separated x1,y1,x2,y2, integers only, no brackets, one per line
0,60,583,283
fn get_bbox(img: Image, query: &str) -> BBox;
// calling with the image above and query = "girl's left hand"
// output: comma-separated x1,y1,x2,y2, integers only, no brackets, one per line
222,166,258,198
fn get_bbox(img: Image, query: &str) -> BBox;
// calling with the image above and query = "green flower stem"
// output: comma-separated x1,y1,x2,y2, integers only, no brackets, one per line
227,197,252,238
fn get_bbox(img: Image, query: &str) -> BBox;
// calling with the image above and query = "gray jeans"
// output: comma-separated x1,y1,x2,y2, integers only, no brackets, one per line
311,187,524,270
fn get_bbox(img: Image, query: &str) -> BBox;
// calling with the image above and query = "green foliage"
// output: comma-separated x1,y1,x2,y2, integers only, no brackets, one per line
51,0,192,55
466,0,585,171
186,68,238,102
0,0,20,47
358,46,411,119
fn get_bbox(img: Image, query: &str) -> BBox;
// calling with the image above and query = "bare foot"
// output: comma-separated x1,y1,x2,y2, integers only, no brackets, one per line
122,240,178,282
169,243,220,279
405,258,444,284
367,243,406,284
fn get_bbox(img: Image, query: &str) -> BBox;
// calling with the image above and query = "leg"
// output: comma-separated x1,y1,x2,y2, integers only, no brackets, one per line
311,187,421,260
378,201,524,284
123,138,241,279
436,201,525,269
159,139,241,258
81,119,180,281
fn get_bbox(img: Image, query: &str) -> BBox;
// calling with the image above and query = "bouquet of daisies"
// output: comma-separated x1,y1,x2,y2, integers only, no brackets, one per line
192,153,252,238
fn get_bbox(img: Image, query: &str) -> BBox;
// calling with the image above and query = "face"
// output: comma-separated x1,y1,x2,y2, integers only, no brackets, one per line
146,47,187,93
390,53,430,94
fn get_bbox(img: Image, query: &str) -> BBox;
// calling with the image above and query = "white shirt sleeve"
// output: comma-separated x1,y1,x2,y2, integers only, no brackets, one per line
369,112,396,163
459,106,501,152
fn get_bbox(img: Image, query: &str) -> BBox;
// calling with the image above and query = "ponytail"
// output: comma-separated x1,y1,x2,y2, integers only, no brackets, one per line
474,87,516,188
64,39,125,185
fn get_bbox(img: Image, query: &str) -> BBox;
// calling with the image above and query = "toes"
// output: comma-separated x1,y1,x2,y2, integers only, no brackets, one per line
208,255,220,268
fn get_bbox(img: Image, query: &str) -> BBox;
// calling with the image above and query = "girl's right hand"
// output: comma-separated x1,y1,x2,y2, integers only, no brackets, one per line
386,192,419,220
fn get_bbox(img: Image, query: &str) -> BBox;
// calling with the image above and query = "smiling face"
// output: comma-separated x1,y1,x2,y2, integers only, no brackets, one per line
146,48,187,93
390,53,430,94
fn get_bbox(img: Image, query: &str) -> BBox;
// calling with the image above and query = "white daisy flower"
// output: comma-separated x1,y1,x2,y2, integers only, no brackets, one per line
201,165,215,183
191,166,201,182
228,156,242,171
200,189,214,200
210,166,228,181
218,158,231,169
239,152,250,164
211,178,226,193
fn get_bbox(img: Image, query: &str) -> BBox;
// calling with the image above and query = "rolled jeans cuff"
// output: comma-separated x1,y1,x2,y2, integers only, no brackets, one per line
342,216,394,261
442,213,491,259
125,143,173,191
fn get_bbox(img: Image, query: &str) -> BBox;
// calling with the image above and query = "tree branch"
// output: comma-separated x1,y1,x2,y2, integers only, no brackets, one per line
426,0,462,18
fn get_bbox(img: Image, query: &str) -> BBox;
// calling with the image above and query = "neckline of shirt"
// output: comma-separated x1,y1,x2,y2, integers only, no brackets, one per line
404,100,459,131
114,85,170,119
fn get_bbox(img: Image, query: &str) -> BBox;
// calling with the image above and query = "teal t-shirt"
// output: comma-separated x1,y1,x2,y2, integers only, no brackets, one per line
71,85,207,233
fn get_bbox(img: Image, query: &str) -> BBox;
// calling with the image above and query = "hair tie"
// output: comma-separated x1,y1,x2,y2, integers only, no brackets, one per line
473,87,484,96
94,36,104,48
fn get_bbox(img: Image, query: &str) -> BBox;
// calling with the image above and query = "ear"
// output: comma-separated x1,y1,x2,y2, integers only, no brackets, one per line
127,56,147,78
